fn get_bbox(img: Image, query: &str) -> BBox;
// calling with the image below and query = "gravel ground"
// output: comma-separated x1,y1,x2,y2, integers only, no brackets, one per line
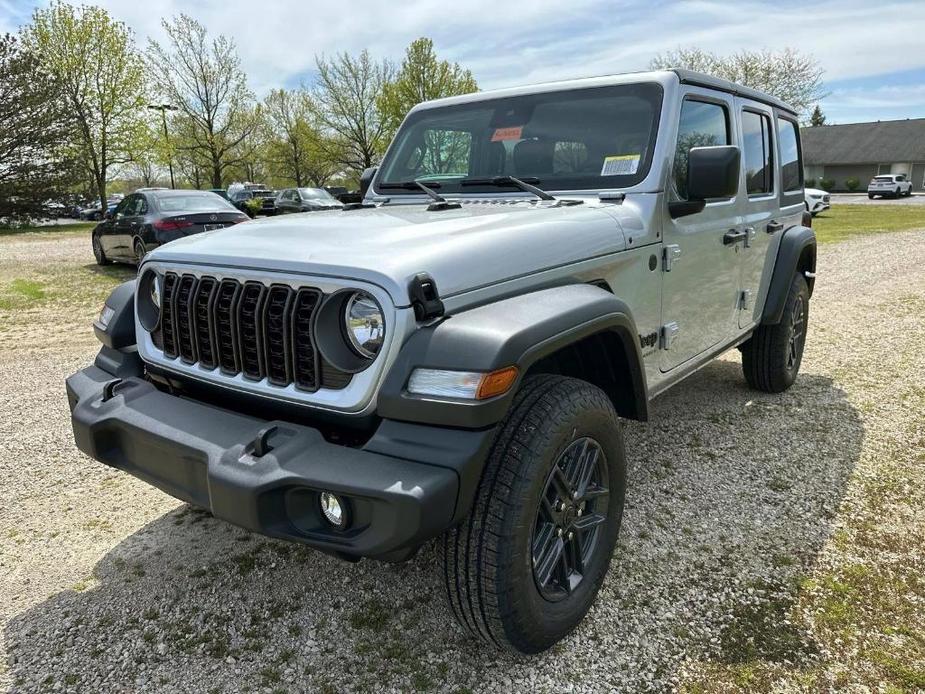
2,229,924,692
831,192,925,205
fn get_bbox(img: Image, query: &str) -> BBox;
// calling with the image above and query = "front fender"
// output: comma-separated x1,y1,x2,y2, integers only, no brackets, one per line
378,284,646,428
762,225,816,325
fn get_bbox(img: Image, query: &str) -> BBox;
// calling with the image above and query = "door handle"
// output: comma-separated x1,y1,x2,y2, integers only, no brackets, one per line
723,229,746,245
766,220,784,233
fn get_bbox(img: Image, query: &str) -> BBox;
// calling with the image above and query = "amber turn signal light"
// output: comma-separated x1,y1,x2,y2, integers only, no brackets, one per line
476,366,519,400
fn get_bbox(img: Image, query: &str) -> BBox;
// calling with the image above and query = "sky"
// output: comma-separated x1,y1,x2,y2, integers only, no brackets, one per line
3,0,925,124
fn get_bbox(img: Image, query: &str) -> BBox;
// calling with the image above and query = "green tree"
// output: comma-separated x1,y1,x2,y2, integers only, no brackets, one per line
311,50,395,177
146,14,260,188
263,89,338,187
23,2,147,210
0,34,77,221
377,38,478,142
650,47,827,120
810,104,826,127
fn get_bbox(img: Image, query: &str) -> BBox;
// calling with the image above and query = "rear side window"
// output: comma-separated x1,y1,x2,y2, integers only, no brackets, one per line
742,110,773,195
673,99,729,200
777,117,802,192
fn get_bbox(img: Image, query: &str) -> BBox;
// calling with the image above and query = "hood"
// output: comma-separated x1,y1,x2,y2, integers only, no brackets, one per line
147,200,628,305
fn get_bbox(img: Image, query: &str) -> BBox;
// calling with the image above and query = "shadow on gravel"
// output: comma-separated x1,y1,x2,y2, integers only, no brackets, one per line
5,359,863,692
80,263,136,282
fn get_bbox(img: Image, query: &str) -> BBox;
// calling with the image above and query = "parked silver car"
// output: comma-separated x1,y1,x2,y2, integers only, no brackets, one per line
68,69,815,655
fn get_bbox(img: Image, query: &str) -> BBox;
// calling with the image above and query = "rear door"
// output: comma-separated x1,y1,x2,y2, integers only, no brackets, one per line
660,90,743,371
735,100,779,329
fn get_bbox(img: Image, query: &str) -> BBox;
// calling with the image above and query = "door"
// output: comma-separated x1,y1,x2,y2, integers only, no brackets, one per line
735,102,778,329
660,92,742,372
112,194,142,257
276,190,292,213
100,196,133,257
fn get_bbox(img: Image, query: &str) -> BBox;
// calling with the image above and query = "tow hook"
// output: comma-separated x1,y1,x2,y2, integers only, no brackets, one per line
101,379,123,402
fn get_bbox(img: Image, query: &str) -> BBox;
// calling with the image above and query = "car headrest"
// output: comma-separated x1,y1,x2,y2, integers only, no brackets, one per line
513,138,555,176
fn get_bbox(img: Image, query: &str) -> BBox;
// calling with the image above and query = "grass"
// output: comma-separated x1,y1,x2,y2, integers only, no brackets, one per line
0,278,46,309
0,221,95,237
812,204,925,244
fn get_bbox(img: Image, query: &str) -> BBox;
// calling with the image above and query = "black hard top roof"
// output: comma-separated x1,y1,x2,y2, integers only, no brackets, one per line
671,69,799,116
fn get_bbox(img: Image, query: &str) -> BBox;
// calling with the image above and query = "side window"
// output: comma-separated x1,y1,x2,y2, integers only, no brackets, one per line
114,197,132,216
742,110,773,195
777,117,802,192
136,196,148,215
673,99,729,200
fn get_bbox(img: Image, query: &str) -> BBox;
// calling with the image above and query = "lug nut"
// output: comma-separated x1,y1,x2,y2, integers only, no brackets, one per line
577,508,583,517
556,527,563,537
572,491,579,500
567,531,574,541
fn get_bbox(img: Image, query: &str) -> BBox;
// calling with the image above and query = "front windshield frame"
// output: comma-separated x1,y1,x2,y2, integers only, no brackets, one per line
299,188,337,202
375,82,663,196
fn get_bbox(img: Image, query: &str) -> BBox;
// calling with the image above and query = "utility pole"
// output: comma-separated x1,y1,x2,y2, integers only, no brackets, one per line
148,103,179,189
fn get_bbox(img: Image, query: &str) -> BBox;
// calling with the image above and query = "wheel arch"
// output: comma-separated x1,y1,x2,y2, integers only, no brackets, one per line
377,284,649,428
761,225,816,325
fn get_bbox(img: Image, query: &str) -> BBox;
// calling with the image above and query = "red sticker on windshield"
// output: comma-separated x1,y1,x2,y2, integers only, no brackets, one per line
491,126,523,142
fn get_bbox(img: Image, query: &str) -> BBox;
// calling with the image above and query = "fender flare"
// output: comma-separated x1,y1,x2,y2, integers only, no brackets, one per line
762,225,816,325
377,284,648,428
93,279,136,349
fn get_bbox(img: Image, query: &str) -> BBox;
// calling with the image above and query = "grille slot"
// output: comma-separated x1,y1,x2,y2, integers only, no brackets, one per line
263,285,294,386
291,288,322,391
237,282,266,380
151,273,352,392
214,279,241,374
193,277,218,369
161,273,179,358
175,275,198,363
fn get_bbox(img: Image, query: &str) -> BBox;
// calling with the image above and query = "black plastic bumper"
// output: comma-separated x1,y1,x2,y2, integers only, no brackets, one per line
66,362,491,560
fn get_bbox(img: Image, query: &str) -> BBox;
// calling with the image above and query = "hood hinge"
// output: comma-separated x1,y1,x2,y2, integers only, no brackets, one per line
408,273,445,321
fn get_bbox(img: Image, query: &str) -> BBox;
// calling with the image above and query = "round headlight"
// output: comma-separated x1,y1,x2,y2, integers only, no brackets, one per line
343,291,384,360
137,269,162,332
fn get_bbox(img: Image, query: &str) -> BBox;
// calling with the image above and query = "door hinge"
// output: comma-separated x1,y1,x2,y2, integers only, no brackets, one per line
660,322,680,350
663,245,682,272
739,289,752,311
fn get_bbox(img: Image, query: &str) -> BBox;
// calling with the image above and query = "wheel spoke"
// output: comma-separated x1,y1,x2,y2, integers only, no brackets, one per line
567,531,584,574
580,483,609,501
550,466,572,501
573,512,606,534
534,532,565,588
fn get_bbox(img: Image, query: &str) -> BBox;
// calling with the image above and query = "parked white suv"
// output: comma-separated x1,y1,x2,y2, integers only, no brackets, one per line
868,174,913,199
804,187,830,215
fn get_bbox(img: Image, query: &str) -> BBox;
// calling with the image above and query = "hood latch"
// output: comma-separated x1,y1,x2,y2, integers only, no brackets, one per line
408,273,445,321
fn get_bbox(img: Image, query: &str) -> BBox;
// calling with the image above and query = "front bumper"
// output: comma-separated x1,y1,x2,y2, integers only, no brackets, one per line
66,362,480,560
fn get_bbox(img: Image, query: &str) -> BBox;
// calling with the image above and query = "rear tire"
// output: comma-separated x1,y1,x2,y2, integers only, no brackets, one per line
134,238,146,265
741,273,809,393
868,193,875,199
92,233,110,266
440,375,626,654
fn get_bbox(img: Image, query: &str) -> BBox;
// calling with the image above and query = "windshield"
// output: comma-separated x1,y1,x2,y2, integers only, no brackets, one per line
299,188,338,202
377,83,662,195
156,194,236,212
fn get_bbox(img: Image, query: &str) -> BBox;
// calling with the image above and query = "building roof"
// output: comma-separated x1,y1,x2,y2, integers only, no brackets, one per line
801,118,925,165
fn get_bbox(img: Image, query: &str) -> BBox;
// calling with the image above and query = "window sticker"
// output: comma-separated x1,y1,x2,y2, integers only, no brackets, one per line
601,154,640,176
491,126,523,142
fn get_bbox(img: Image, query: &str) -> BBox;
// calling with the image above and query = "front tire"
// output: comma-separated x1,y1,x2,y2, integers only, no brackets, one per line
868,193,875,199
741,273,809,393
441,375,626,654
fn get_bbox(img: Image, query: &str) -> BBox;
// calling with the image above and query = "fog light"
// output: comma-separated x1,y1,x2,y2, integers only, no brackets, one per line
319,492,346,529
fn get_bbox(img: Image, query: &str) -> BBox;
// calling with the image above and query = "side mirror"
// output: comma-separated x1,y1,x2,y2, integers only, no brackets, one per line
359,166,378,197
105,209,115,220
670,145,740,219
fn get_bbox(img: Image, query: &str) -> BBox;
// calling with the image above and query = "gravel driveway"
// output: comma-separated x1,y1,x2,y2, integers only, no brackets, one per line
2,229,924,692
832,192,925,206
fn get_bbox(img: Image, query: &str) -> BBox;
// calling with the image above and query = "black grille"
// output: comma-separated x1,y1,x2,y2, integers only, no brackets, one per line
193,277,218,369
154,272,349,391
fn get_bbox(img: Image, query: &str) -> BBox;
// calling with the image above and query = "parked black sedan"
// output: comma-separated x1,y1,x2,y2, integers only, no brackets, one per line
91,190,249,266
230,188,276,217
275,187,344,214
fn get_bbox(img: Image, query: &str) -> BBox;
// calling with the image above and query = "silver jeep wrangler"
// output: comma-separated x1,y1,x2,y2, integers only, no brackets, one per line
67,69,816,654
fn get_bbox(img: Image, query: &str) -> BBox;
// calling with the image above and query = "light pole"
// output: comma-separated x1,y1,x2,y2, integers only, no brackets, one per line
148,103,178,189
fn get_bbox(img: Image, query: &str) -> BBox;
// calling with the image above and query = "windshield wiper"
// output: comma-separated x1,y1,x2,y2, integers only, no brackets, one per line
379,180,460,211
460,175,581,206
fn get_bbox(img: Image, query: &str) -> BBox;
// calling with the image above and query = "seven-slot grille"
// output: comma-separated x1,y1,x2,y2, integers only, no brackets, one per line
154,271,348,391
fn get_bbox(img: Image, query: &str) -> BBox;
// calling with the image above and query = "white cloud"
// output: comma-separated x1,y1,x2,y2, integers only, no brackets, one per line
8,0,925,119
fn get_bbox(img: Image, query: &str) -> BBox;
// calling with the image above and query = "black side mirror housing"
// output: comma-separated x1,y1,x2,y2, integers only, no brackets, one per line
360,166,378,197
670,145,740,219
